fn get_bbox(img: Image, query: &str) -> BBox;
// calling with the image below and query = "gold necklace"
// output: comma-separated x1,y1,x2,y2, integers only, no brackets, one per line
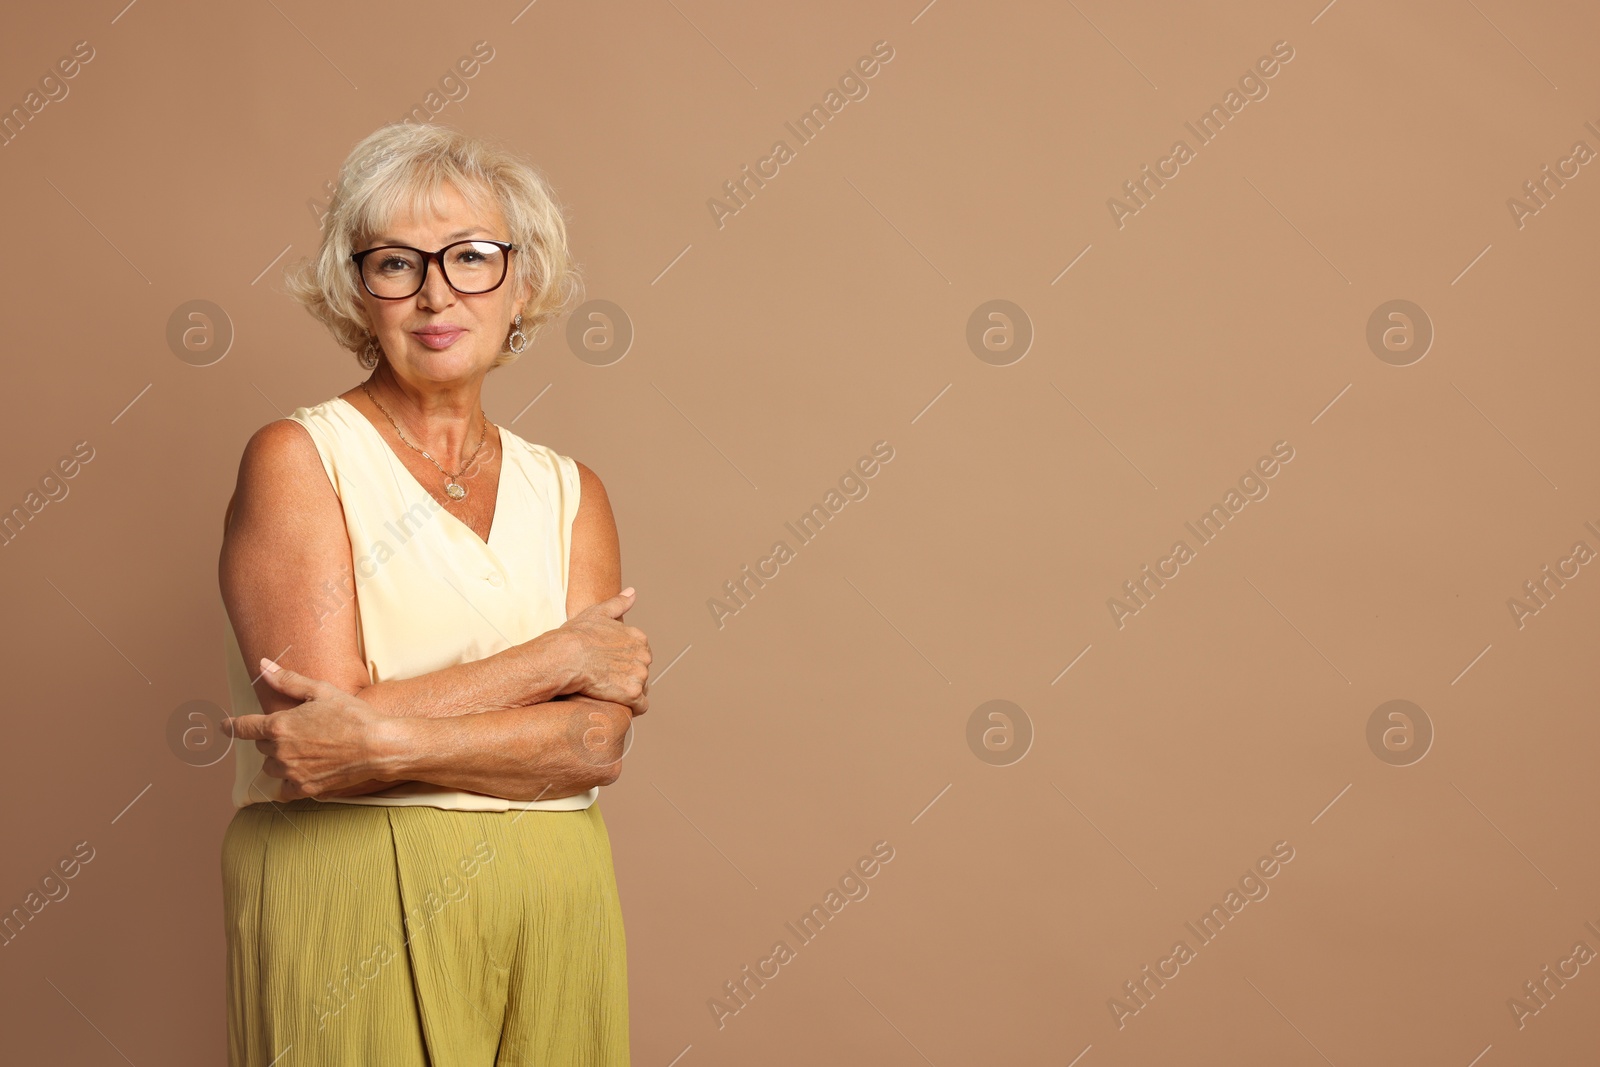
361,381,489,502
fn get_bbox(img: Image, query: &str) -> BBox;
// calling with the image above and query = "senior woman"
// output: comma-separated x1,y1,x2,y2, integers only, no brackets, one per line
216,122,650,1065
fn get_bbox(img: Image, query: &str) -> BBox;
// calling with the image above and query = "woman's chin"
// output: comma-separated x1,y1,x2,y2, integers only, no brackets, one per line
400,344,493,381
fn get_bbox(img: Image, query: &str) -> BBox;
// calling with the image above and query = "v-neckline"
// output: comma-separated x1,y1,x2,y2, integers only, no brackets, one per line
331,394,505,553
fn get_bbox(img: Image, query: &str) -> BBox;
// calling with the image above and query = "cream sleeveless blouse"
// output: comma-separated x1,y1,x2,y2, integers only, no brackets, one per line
225,395,599,812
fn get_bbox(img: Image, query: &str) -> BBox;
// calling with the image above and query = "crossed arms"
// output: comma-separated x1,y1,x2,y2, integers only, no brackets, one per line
217,417,651,803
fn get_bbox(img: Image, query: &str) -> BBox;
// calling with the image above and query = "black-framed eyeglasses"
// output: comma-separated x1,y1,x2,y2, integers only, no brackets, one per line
350,239,517,300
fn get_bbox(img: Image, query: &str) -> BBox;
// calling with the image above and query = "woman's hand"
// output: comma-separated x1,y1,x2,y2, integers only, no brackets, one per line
553,589,652,716
223,660,405,799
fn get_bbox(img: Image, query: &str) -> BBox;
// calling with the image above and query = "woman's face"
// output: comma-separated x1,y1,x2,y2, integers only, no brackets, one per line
355,181,532,388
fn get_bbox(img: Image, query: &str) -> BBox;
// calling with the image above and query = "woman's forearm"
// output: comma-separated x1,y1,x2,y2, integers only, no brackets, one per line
370,694,630,801
353,630,581,719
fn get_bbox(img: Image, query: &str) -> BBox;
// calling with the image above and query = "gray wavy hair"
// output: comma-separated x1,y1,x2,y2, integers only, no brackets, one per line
282,122,582,369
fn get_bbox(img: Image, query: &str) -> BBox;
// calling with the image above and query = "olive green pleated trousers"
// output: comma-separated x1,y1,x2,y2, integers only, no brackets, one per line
221,797,629,1065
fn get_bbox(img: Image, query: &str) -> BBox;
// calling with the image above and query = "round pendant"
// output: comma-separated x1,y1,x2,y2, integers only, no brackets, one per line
445,482,467,500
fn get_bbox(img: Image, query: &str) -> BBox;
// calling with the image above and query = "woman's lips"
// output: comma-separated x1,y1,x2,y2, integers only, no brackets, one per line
413,328,464,350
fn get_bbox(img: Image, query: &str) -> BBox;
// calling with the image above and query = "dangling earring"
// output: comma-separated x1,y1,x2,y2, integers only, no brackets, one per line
507,313,528,354
360,334,382,369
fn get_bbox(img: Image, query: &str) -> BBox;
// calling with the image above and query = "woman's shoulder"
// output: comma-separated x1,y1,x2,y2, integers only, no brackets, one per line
227,404,345,536
266,394,383,462
241,396,341,458
233,396,354,454
234,395,361,500
286,393,359,428
498,425,579,491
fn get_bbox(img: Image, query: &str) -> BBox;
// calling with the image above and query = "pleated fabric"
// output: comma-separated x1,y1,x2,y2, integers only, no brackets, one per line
222,796,629,1065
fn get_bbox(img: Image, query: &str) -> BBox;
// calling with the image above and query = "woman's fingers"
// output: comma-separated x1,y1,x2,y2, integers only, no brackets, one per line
222,712,274,741
256,658,338,702
558,593,653,715
597,588,635,620
566,590,638,635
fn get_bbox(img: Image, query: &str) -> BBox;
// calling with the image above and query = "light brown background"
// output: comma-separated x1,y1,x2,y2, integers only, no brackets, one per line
1,0,1596,1063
